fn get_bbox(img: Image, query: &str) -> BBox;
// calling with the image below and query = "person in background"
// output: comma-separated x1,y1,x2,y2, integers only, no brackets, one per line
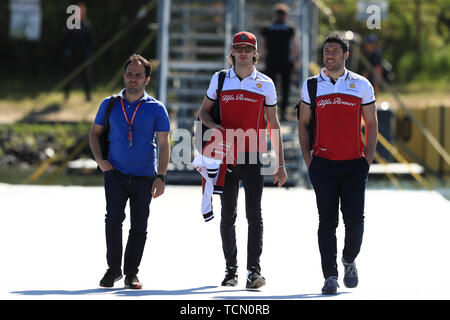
260,3,299,121
361,33,383,94
63,2,94,101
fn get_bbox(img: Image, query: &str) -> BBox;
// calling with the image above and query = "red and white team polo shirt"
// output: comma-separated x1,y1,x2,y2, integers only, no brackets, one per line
301,68,376,161
206,67,277,153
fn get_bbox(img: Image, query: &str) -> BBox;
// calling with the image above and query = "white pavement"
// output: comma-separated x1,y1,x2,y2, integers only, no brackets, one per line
1,183,450,300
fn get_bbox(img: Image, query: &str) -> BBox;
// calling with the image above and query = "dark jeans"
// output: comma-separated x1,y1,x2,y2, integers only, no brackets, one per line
220,163,264,272
309,156,369,279
103,169,154,275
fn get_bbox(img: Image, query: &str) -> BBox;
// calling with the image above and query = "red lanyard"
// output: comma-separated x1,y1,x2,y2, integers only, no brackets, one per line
120,98,143,147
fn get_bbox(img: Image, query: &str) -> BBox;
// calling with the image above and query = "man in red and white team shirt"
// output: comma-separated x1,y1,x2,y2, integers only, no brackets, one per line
199,31,287,290
298,34,378,294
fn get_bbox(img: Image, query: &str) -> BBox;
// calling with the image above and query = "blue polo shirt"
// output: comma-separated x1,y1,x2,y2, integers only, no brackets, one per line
94,89,170,176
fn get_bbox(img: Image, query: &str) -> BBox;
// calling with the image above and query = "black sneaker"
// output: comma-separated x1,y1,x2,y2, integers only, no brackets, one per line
125,274,143,289
321,276,339,294
221,267,238,287
246,269,266,289
99,268,123,288
342,257,359,288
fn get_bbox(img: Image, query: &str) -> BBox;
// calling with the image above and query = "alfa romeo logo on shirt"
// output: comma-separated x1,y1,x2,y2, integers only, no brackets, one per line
222,94,258,103
317,97,357,108
350,83,355,88
256,83,262,88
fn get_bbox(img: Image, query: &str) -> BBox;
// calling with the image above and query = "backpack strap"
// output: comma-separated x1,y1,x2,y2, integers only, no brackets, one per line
101,95,119,159
217,69,227,96
104,95,119,131
306,76,318,111
306,76,318,150
295,75,318,120
211,69,227,124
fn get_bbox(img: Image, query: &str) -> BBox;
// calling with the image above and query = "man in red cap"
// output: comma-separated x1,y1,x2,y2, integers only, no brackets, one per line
198,31,287,289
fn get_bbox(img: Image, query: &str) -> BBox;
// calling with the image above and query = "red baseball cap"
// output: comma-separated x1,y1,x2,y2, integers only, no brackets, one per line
232,31,257,49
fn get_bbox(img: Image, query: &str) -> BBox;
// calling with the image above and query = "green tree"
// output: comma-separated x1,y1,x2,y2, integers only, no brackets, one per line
320,0,450,82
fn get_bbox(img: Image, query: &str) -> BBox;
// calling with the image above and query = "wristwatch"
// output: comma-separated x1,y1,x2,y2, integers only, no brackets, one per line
156,174,166,183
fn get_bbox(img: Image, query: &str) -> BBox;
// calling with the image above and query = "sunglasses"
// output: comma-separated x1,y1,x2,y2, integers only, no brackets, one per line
233,46,254,53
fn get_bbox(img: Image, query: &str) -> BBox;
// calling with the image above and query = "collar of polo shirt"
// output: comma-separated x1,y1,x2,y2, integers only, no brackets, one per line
119,89,151,103
320,68,349,83
229,67,258,80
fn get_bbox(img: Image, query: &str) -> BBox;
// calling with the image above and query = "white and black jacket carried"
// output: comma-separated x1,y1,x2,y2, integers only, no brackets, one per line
192,129,235,222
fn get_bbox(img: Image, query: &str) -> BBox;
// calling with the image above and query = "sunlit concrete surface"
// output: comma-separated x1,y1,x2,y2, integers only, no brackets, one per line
1,183,449,300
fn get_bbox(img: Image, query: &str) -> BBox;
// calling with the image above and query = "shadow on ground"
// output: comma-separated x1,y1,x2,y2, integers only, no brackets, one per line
20,103,61,122
11,286,350,299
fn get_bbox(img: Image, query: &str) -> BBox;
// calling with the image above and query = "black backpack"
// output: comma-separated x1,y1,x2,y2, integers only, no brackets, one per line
197,70,227,149
295,76,318,150
94,95,119,160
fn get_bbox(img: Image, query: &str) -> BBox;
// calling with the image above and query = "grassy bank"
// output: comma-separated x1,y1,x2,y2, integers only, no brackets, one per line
0,77,449,124
0,167,103,186
0,122,92,166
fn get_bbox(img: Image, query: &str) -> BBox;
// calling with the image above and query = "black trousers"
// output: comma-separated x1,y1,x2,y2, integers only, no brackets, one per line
103,169,154,275
220,163,264,272
64,56,92,100
309,156,369,279
265,63,293,119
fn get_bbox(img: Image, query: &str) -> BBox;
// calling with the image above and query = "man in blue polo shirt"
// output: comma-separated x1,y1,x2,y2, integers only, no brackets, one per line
89,54,170,289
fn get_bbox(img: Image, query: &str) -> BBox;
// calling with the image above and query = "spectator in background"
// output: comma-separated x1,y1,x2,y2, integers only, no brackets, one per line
63,2,94,101
260,3,299,121
361,33,383,94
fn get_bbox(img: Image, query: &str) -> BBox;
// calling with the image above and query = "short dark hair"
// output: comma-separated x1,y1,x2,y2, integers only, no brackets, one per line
274,3,289,16
323,33,349,53
124,54,152,78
